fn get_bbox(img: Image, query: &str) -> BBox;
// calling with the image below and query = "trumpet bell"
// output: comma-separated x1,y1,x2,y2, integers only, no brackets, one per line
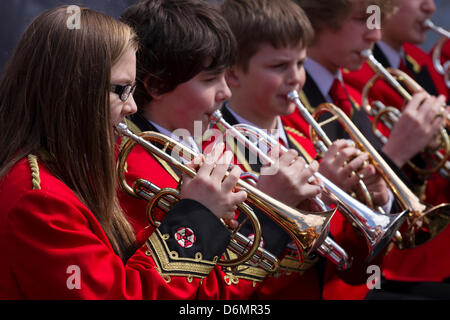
401,203,450,249
365,209,410,261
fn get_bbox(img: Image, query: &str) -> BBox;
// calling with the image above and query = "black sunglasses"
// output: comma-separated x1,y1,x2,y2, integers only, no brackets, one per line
110,83,137,102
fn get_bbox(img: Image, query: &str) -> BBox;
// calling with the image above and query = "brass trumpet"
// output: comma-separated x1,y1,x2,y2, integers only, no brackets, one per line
361,49,450,178
289,91,450,250
209,111,352,269
115,122,335,269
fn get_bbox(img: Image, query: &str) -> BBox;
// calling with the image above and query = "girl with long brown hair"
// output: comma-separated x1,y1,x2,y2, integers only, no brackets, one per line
0,5,244,299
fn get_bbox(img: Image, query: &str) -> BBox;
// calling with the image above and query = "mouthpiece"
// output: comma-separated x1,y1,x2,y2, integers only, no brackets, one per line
114,122,132,137
361,49,372,59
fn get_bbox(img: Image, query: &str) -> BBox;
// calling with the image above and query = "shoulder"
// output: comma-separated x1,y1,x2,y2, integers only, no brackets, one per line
343,64,377,92
403,43,431,64
0,156,96,232
0,156,81,210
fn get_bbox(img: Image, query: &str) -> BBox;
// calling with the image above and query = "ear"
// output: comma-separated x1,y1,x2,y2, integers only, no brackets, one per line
143,74,163,100
225,66,242,89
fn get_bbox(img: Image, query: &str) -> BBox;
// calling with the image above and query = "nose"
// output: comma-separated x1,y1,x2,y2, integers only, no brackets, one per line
421,0,436,15
365,27,382,43
123,95,138,116
216,75,232,103
286,64,304,88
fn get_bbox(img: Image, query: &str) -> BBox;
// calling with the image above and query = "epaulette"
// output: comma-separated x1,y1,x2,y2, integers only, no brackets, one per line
27,154,41,190
405,54,422,74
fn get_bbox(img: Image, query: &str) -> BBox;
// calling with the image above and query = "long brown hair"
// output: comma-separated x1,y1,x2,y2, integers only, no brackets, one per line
0,6,138,261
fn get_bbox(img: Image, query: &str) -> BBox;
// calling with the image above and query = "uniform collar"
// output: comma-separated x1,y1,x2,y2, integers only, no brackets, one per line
376,41,404,69
304,57,343,103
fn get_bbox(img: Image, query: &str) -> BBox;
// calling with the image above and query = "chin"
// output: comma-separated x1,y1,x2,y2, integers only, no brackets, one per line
346,61,365,72
413,34,426,45
280,103,296,116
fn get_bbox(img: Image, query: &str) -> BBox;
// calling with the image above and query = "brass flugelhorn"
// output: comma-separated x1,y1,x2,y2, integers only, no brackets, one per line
115,122,335,269
288,91,450,250
209,110,352,269
361,49,450,178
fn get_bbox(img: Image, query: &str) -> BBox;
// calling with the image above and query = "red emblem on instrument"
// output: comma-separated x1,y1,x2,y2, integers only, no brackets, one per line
175,227,196,248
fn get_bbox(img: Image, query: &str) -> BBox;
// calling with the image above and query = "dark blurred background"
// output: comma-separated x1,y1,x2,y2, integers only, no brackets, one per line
0,0,448,74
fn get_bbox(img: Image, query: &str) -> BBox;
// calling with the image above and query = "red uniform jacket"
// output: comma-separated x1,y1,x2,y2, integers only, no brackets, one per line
0,154,231,299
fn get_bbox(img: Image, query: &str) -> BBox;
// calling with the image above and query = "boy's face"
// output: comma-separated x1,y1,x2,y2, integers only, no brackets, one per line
229,42,307,120
155,70,231,135
312,1,382,73
383,0,436,47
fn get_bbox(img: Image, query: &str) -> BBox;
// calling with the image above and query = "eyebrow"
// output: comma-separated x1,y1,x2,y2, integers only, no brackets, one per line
270,55,307,63
110,76,136,85
201,69,224,76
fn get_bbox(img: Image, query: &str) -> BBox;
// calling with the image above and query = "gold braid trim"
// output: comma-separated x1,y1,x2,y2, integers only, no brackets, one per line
405,54,421,74
221,249,268,284
275,254,319,277
27,155,41,190
299,90,315,114
146,229,217,281
283,126,314,164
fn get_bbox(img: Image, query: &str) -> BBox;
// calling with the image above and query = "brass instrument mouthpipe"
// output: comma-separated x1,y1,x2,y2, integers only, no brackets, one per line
424,19,450,39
